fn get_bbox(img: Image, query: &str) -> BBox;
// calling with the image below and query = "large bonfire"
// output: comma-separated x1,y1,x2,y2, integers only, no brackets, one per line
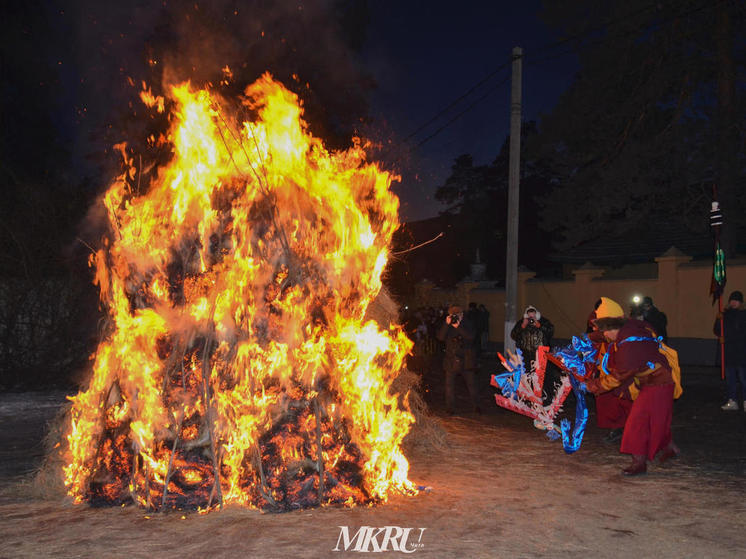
62,73,417,512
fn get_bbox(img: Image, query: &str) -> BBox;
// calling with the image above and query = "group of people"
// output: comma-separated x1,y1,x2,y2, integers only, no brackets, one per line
507,295,680,475
402,304,489,357
437,294,683,476
402,303,489,415
437,302,556,415
417,291,746,477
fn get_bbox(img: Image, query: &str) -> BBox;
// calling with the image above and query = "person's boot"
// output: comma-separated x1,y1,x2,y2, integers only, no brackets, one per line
658,441,680,465
603,428,623,444
622,455,647,476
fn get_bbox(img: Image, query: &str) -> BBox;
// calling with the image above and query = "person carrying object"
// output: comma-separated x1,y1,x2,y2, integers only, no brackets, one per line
586,299,681,476
713,290,746,412
588,297,636,445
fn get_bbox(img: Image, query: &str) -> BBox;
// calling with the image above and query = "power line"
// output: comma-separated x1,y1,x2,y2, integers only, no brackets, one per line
415,74,511,148
400,0,734,151
382,71,510,171
399,3,665,146
402,58,513,142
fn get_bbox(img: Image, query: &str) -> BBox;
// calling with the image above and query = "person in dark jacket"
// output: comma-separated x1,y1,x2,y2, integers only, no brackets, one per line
437,305,479,414
713,290,746,411
511,305,554,364
511,305,556,402
641,296,668,343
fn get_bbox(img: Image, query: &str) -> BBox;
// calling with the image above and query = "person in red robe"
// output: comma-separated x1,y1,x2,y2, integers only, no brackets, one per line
586,299,679,476
586,298,636,444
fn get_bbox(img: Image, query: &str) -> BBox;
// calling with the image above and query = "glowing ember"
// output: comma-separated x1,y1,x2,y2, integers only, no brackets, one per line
63,73,416,511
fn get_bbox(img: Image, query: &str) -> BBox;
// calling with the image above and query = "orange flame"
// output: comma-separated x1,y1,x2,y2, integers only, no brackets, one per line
63,73,415,510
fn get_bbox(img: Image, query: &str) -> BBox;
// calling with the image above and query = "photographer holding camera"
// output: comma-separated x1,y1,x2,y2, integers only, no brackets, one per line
510,305,554,369
437,305,479,415
510,305,557,404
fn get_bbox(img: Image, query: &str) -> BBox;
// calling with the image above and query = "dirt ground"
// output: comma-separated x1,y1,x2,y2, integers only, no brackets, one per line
1,359,745,558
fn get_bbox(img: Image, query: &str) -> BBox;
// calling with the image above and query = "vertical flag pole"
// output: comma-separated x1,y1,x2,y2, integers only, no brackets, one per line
718,294,725,380
710,187,726,380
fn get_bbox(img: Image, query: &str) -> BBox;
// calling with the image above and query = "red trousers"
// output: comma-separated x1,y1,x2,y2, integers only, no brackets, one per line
620,383,674,461
595,391,633,429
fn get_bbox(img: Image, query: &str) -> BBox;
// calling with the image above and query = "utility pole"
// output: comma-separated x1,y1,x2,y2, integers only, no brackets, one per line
504,46,522,354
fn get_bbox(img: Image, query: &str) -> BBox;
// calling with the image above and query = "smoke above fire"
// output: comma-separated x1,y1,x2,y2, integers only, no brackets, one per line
62,72,416,511
55,0,374,182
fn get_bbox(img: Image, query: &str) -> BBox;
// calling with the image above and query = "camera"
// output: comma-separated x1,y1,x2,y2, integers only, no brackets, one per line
528,317,535,325
449,314,460,323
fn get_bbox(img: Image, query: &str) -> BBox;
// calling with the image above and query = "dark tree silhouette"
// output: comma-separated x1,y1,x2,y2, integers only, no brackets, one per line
385,121,557,296
532,0,746,254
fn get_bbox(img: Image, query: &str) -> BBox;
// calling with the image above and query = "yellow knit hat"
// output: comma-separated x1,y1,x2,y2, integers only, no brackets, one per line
595,297,624,319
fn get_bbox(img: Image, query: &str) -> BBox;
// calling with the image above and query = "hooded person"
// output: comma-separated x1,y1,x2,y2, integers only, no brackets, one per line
587,297,680,476
510,305,554,364
510,305,556,402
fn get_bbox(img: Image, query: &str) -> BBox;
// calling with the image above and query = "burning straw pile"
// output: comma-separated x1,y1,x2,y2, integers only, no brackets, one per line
57,74,424,512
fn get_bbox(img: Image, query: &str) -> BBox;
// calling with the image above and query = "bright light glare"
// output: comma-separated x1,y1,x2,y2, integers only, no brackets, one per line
632,295,641,304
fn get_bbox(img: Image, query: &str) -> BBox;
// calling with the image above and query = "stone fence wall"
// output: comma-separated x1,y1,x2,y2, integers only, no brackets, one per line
412,248,746,366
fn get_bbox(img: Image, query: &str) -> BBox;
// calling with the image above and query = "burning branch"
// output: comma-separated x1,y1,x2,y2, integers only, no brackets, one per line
161,407,184,509
201,299,222,509
314,397,325,504
213,105,299,283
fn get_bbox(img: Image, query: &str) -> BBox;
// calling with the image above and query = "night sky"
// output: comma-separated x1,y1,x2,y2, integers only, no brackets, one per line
0,0,591,388
4,0,577,223
362,1,577,221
